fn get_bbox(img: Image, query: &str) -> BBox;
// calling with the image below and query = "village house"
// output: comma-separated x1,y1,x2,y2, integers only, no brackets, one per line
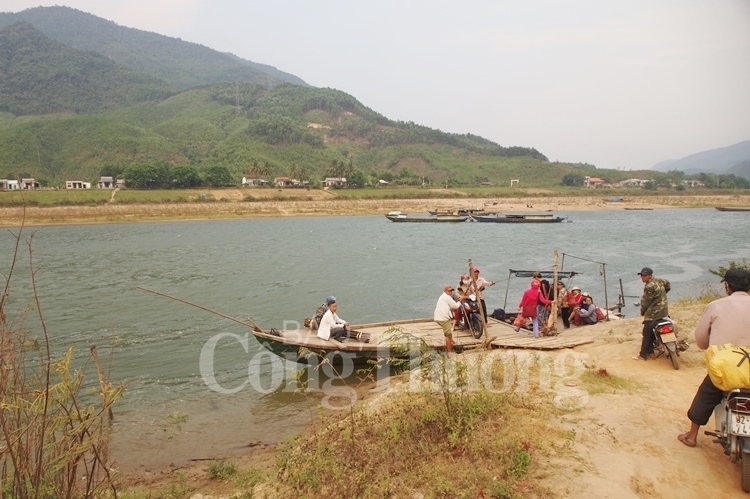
274,176,300,187
97,176,115,189
242,176,269,187
323,177,347,187
21,178,40,190
584,176,605,188
65,180,91,189
0,179,20,190
680,180,705,188
618,178,648,187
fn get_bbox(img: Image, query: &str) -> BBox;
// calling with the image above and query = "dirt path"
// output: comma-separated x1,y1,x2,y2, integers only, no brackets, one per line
541,302,743,498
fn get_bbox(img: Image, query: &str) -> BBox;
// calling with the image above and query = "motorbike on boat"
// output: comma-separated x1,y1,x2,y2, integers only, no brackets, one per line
651,317,689,370
705,389,750,492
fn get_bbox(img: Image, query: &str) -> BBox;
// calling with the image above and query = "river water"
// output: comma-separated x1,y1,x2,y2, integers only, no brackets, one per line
1,208,748,471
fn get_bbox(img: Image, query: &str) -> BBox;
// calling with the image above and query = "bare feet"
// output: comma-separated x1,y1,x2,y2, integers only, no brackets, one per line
677,432,697,447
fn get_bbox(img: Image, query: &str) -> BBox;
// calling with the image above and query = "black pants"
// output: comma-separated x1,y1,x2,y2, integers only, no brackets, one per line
480,299,488,322
330,326,349,340
687,375,725,426
561,306,570,328
639,320,657,358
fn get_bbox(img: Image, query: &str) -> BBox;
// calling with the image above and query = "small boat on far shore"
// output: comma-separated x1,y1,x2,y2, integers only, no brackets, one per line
715,206,750,212
470,212,567,223
385,211,469,222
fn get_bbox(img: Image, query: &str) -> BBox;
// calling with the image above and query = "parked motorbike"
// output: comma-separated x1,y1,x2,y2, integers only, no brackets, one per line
461,294,484,339
705,389,750,492
651,317,689,370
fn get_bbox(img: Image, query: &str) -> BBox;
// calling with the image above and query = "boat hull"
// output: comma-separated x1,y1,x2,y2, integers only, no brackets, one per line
471,214,566,223
385,214,469,222
715,206,750,212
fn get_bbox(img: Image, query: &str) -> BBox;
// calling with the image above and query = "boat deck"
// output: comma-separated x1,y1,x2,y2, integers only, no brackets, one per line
255,316,595,359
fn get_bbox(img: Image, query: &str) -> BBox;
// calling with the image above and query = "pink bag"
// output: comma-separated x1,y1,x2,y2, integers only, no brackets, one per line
513,315,526,328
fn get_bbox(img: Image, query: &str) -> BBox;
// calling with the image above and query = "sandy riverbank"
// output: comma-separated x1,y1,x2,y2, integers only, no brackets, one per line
1,192,749,226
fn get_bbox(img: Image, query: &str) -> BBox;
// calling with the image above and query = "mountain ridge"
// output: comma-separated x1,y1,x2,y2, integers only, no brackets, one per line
650,140,750,177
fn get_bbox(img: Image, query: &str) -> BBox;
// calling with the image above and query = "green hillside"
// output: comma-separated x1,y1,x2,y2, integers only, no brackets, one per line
0,6,306,90
0,22,175,115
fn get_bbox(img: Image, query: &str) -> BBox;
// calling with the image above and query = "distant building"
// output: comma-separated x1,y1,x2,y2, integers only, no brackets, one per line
116,178,126,188
618,178,648,187
584,176,605,188
21,178,40,190
242,176,268,187
97,176,115,189
323,177,347,187
65,180,91,189
274,177,301,187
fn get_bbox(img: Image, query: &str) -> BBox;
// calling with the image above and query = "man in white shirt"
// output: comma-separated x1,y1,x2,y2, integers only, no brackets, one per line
317,299,351,341
434,284,460,353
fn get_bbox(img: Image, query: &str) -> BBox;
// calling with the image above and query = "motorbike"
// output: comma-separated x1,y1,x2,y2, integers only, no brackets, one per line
651,317,689,370
460,294,484,339
705,389,750,492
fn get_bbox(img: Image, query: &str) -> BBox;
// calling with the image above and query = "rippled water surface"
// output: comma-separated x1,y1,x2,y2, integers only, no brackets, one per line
1,208,748,469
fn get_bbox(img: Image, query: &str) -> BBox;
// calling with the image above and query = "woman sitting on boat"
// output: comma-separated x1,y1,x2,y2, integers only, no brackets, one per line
317,299,351,341
576,294,599,325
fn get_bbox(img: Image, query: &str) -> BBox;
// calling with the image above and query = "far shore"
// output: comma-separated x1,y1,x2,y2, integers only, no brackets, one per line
1,192,749,227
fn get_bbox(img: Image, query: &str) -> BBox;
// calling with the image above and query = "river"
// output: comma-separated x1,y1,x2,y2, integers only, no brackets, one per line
0,207,748,471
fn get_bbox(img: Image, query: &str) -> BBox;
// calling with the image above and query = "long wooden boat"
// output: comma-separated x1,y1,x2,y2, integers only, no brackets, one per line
252,315,595,365
385,211,469,222
715,206,750,212
470,212,567,223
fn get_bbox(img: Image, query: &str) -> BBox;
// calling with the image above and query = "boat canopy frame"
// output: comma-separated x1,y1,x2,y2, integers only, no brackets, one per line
502,270,581,310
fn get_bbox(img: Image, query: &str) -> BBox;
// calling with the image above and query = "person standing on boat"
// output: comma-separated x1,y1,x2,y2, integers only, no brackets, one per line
469,268,496,322
517,280,552,338
434,285,461,353
634,266,671,361
317,298,351,341
557,281,571,329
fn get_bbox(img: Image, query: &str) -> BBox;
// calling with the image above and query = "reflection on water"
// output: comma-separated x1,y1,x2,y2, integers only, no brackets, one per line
1,208,748,470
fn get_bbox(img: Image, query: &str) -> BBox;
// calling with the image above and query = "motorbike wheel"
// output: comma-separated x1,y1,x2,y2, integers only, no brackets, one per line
742,452,750,493
667,348,680,370
470,315,484,339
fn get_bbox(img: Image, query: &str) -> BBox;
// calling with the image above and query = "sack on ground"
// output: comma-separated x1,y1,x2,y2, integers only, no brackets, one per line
705,344,750,391
595,307,606,321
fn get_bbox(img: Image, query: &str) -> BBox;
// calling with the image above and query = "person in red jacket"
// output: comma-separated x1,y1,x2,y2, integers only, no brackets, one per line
517,280,552,338
568,286,585,326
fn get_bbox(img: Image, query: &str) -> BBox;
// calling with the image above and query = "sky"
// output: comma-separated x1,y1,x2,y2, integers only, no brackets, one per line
5,1,750,170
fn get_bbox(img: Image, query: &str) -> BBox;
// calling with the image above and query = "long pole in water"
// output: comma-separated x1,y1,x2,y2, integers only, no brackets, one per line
136,286,265,333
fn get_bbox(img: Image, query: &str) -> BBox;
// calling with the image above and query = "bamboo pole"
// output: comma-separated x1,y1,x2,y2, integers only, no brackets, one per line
136,286,266,332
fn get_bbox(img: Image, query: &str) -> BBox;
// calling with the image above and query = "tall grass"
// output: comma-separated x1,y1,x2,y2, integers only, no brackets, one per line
0,223,124,498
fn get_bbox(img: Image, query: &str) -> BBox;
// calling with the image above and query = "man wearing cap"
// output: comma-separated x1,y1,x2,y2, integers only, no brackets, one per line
317,297,351,341
678,268,750,447
468,268,496,322
434,285,461,353
310,295,337,331
635,267,671,360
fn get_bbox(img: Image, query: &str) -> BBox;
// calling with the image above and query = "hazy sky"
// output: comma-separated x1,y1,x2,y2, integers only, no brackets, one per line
5,1,750,170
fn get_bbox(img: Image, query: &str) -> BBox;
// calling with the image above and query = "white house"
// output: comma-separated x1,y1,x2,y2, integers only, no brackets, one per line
65,180,91,189
324,177,347,187
242,176,268,187
4,180,19,190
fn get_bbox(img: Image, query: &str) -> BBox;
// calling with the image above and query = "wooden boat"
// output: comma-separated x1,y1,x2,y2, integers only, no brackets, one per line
715,206,750,212
428,207,496,217
251,316,594,365
385,211,469,222
624,207,653,211
470,212,567,223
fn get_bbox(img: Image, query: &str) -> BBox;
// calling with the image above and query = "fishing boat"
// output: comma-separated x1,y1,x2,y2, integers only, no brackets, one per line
428,207,496,217
470,212,567,223
385,211,469,222
715,206,750,212
251,315,594,365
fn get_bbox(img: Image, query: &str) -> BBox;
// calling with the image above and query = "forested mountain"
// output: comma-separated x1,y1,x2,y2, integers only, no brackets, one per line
0,6,637,188
0,22,174,115
0,6,306,90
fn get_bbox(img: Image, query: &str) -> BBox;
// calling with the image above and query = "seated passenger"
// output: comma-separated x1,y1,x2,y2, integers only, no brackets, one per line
576,295,599,325
310,295,336,330
317,299,351,341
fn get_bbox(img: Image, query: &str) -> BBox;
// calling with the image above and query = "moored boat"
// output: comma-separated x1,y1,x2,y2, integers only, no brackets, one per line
385,211,469,222
715,206,750,212
470,212,567,223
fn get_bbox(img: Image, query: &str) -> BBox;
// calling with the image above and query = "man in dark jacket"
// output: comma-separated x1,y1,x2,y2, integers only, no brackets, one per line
634,267,670,360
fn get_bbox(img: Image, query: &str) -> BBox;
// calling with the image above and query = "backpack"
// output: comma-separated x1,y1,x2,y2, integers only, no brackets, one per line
310,303,327,330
